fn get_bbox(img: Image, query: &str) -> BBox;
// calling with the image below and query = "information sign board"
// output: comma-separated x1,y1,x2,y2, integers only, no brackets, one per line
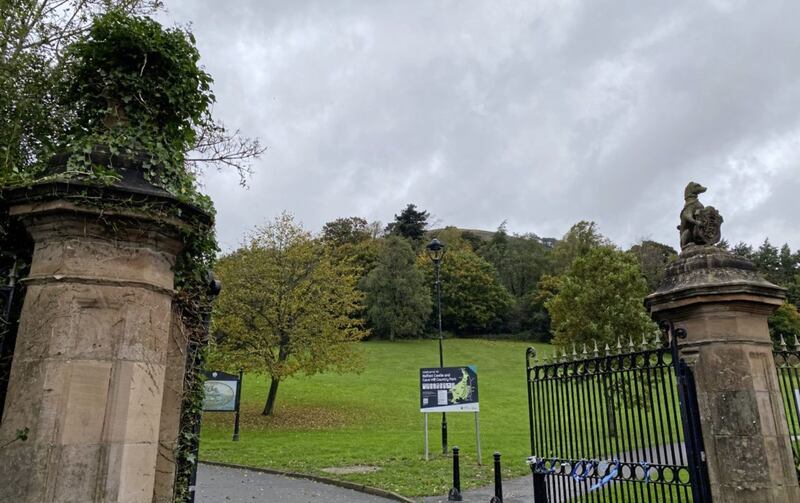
420,366,478,412
203,370,240,412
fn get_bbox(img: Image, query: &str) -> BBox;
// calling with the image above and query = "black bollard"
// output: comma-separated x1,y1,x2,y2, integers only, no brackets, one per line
489,452,503,503
528,456,549,503
448,446,463,501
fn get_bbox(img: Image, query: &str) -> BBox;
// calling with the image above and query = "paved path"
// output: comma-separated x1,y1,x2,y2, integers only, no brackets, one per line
197,441,687,502
423,475,532,503
424,442,687,503
196,463,398,503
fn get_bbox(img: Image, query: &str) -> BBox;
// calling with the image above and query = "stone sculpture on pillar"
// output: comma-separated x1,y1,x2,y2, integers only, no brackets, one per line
646,182,800,502
678,181,724,250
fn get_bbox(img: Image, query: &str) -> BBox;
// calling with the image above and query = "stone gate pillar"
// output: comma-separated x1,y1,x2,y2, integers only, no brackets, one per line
0,161,208,502
646,244,800,502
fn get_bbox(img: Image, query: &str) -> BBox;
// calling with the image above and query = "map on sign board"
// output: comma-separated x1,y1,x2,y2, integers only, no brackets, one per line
203,371,239,411
420,366,479,413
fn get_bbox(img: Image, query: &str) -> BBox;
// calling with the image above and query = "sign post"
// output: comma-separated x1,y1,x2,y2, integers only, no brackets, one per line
424,413,429,461
420,366,481,465
203,370,243,441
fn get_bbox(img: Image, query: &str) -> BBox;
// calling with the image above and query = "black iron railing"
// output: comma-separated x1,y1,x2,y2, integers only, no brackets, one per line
0,283,20,421
773,336,800,482
526,322,710,502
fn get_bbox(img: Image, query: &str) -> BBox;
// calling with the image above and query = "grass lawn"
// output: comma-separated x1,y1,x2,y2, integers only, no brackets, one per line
200,338,554,497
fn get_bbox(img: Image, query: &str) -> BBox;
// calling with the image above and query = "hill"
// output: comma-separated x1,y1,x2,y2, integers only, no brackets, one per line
428,227,557,247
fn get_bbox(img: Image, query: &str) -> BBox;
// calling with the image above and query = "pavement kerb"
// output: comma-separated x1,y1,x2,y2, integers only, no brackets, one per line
199,461,417,503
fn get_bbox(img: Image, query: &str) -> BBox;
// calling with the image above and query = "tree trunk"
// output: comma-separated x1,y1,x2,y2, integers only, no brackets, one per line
264,337,289,416
263,378,280,416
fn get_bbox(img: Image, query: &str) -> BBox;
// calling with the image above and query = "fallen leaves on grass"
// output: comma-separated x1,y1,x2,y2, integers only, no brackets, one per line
203,402,359,431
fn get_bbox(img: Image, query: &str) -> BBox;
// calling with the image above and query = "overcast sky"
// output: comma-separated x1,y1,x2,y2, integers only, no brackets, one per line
160,0,800,252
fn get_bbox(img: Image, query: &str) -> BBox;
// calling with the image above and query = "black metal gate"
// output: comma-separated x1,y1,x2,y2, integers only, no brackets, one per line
0,257,25,421
773,336,800,482
526,321,711,502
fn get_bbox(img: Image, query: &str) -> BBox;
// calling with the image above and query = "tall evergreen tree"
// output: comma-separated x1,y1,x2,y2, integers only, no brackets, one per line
385,203,429,242
787,275,800,307
778,244,797,286
731,242,755,260
360,236,432,340
754,239,781,284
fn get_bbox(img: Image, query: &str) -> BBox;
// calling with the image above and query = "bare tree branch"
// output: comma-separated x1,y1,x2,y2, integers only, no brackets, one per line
185,120,265,185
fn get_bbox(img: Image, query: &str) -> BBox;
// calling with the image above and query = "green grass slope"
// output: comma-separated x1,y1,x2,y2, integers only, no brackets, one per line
200,339,554,497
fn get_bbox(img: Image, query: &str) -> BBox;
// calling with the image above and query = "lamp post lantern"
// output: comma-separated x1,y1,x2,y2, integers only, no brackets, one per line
426,237,448,455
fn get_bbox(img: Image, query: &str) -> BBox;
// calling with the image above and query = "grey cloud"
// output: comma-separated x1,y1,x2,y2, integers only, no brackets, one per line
161,0,800,252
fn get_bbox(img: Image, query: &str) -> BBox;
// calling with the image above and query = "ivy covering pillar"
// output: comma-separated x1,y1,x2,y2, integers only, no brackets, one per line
0,12,218,502
0,172,208,502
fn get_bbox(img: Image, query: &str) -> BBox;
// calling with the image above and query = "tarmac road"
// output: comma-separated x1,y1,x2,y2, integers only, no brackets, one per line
195,463,400,503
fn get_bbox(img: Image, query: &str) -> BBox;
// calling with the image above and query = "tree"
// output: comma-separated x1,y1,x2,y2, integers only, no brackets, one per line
321,216,372,247
769,302,800,346
551,221,611,273
779,244,798,287
787,275,800,307
460,230,484,251
478,224,553,298
321,216,382,275
360,236,432,340
628,240,678,292
385,203,429,242
476,223,554,336
0,0,262,180
212,214,369,416
545,247,657,348
432,226,471,250
329,237,383,277
754,239,781,285
731,241,755,260
510,290,552,341
730,239,799,301
418,247,513,334
322,217,384,280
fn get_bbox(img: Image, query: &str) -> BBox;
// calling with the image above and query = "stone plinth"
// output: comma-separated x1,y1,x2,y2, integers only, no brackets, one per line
646,245,800,502
0,181,200,502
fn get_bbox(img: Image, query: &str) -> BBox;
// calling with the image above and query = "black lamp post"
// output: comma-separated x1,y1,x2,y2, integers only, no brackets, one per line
426,237,448,455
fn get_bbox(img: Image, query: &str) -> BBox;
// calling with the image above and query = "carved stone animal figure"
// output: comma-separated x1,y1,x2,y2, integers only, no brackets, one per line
678,182,707,249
